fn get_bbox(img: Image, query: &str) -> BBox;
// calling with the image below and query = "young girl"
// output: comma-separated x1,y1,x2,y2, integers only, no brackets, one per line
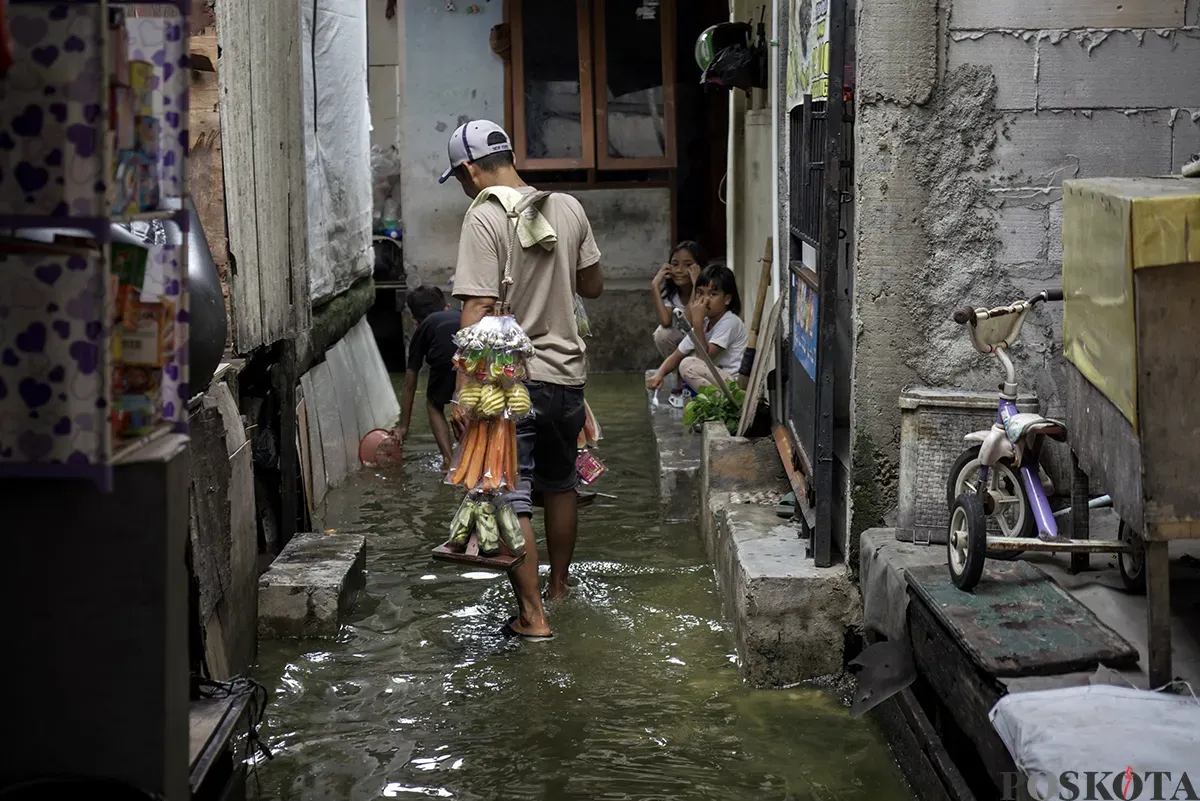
651,241,707,400
646,263,748,398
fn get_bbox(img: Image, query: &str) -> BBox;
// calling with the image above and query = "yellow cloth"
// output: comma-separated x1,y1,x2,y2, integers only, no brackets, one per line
468,186,557,252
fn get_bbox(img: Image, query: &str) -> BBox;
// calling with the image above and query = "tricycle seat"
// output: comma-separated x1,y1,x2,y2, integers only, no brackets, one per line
1004,412,1067,444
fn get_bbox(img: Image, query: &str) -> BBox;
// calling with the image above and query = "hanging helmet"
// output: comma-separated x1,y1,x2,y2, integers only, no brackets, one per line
694,25,719,71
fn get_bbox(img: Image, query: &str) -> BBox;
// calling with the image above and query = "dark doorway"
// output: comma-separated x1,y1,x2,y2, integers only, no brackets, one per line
674,0,730,258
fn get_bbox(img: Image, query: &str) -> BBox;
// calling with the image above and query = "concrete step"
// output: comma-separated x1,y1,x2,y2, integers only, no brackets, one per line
258,532,367,639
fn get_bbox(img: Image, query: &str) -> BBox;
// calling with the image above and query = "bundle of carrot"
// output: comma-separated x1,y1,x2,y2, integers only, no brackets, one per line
448,418,519,492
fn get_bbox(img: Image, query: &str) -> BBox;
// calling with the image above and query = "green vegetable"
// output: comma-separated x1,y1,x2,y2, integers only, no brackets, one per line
476,503,501,555
448,498,477,546
682,380,747,434
497,504,525,555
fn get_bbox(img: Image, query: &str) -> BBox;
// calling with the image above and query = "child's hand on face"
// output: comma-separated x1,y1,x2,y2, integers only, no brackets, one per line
688,292,708,327
653,264,670,288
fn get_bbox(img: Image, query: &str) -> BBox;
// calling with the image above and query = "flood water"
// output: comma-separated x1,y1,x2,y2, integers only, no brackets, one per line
253,374,914,801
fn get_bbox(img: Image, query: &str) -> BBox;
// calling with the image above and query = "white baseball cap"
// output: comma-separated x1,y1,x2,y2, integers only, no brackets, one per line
438,120,514,183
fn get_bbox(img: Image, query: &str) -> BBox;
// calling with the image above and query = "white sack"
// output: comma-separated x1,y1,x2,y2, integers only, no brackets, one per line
990,685,1200,776
301,0,374,304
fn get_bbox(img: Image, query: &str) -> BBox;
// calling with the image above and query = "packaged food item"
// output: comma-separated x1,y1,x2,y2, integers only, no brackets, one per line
111,364,160,438
112,150,140,215
135,153,160,211
112,241,147,290
576,450,607,485
574,294,592,338
128,60,155,116
134,115,159,159
442,495,526,557
577,400,602,450
118,298,174,367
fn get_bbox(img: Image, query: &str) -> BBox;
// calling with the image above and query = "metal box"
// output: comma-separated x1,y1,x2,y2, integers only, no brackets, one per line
896,387,1038,545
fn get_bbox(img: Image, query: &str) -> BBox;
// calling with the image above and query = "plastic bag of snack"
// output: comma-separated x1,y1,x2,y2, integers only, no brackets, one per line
576,449,607,485
577,400,603,450
447,495,478,550
496,503,525,555
574,294,592,338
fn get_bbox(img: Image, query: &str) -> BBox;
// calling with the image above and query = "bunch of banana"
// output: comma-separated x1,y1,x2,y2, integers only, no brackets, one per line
497,504,525,554
457,382,484,412
505,384,531,416
477,384,507,417
448,498,477,548
476,503,501,555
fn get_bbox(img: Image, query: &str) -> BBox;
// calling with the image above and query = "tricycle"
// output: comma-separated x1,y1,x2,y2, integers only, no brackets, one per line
944,289,1145,592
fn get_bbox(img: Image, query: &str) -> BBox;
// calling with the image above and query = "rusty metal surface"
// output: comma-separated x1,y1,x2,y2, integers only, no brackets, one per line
905,562,1139,677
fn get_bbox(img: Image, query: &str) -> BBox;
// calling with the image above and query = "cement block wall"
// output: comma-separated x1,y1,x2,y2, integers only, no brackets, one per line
851,2,1200,538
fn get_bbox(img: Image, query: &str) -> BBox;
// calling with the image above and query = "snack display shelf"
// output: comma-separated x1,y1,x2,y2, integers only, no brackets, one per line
0,0,191,490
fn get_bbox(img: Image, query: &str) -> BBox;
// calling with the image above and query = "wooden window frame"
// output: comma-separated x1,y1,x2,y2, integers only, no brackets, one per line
506,0,677,173
592,0,677,171
510,0,596,171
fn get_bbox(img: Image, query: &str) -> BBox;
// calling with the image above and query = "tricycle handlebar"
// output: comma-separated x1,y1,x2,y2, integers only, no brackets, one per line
952,288,1063,325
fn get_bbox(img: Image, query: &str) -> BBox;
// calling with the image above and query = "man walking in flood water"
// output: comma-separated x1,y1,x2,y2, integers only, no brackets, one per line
442,120,604,639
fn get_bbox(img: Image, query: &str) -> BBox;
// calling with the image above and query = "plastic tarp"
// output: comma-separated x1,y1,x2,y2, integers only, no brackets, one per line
990,685,1200,776
301,0,374,305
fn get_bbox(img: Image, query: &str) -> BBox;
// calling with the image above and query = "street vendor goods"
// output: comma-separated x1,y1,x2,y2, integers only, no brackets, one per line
435,313,535,568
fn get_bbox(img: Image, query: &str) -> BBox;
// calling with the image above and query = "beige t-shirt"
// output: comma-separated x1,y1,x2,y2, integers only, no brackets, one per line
451,187,601,386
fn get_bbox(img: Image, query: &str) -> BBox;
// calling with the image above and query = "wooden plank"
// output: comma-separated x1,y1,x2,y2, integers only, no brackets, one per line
215,0,263,351
275,339,299,548
299,370,327,509
908,597,1016,793
211,381,257,678
285,0,312,362
1145,538,1173,689
1065,363,1144,531
906,562,1139,677
1136,262,1200,529
187,405,233,626
248,0,292,344
310,362,348,490
296,389,315,524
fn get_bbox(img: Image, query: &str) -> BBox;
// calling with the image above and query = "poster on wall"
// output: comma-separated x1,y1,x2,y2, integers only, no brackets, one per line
785,0,830,108
791,273,818,382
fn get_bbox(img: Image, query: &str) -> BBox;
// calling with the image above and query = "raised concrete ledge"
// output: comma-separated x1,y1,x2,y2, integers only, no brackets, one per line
647,376,702,522
700,422,862,687
258,532,367,639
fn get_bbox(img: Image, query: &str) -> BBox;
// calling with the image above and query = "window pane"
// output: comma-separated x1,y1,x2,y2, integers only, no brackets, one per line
604,0,666,159
522,0,583,160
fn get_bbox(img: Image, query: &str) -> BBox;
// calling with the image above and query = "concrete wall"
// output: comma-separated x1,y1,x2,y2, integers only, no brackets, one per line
851,1,1200,538
395,0,671,287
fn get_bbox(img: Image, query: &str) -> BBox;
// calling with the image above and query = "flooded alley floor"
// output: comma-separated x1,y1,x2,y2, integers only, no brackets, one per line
253,374,914,801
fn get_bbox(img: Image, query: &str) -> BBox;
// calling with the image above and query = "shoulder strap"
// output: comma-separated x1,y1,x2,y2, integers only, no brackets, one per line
497,190,554,313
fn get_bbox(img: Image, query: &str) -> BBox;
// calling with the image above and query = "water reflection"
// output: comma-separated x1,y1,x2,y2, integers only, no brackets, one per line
254,375,913,801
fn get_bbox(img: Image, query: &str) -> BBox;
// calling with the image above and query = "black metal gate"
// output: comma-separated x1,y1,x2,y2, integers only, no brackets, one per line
782,0,853,567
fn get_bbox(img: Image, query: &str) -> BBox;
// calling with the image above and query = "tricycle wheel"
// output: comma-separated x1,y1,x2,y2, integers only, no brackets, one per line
947,493,988,591
947,446,1035,560
1117,521,1146,595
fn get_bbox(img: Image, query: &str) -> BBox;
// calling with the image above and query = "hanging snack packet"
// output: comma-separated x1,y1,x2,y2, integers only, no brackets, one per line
574,294,592,338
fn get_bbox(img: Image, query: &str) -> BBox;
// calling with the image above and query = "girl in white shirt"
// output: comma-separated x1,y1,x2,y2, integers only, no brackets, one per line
647,262,748,397
651,241,707,400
